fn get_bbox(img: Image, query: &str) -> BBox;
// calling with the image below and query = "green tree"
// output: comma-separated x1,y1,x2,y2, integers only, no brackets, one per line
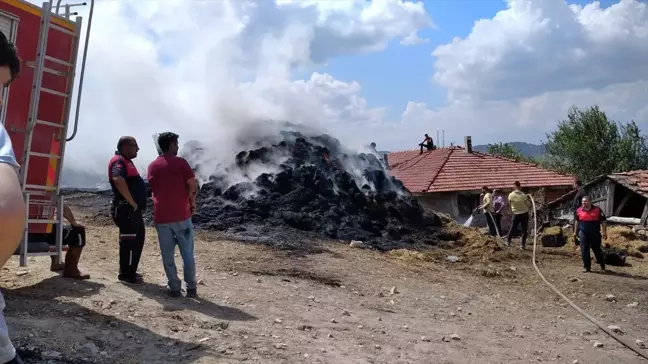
487,142,537,163
543,105,648,182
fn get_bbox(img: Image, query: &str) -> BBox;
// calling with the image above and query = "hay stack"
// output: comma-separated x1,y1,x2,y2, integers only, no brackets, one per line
540,226,569,247
605,226,648,258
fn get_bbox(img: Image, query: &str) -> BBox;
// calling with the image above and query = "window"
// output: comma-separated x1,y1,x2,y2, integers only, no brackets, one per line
457,193,480,216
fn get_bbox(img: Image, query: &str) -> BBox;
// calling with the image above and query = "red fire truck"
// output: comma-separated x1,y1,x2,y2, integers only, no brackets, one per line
0,0,94,266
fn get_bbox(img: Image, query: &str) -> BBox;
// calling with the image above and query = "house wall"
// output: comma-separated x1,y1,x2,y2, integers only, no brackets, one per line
417,186,571,232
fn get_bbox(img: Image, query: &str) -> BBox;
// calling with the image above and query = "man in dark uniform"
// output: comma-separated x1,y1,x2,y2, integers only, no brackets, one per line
573,195,607,273
108,136,147,284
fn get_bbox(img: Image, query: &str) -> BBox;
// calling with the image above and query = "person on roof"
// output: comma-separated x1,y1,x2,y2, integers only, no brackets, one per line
48,202,90,280
109,136,147,285
477,186,497,236
505,181,531,249
369,142,377,153
0,29,26,364
419,134,434,154
148,132,198,298
573,195,607,273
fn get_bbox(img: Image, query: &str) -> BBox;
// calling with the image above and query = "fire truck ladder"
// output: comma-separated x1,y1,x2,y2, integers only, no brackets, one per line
18,1,86,267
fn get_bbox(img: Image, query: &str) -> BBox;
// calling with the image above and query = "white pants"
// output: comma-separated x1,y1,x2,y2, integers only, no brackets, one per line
0,292,15,362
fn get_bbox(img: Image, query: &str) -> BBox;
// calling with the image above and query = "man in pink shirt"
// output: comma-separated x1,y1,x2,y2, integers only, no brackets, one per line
147,132,198,298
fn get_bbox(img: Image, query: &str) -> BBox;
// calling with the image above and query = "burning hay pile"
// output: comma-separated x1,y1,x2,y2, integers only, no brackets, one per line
187,131,445,250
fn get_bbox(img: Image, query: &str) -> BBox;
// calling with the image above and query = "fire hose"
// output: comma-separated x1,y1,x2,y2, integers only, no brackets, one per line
526,195,647,360
472,197,647,359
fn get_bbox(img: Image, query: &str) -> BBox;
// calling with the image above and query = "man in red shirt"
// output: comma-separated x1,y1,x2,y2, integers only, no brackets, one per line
147,132,198,298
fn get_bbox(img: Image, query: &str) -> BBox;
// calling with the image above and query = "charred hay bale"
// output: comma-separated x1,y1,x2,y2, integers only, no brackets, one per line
188,129,443,250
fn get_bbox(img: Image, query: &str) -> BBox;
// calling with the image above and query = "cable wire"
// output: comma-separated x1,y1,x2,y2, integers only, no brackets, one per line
527,195,648,360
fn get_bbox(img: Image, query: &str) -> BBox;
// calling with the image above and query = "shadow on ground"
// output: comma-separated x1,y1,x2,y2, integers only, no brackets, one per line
2,276,212,363
126,282,257,321
592,269,648,281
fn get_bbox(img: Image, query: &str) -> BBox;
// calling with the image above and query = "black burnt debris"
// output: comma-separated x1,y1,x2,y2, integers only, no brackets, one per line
188,131,444,251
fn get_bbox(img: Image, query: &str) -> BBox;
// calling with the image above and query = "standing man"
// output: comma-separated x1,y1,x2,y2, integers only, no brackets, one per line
505,181,530,249
571,179,585,245
108,136,147,285
573,196,607,273
572,179,584,213
0,29,26,363
147,132,198,298
477,186,497,236
492,189,505,235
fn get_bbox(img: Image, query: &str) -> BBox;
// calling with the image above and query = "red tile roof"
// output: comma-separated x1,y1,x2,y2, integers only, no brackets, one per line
387,147,575,193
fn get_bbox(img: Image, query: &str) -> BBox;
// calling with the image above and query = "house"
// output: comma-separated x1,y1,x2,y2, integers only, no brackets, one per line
546,170,648,226
386,136,575,229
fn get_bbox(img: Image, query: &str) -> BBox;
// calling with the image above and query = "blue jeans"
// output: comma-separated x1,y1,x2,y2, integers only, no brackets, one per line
155,218,197,292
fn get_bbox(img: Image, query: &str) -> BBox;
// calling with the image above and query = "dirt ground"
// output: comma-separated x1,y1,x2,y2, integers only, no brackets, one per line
2,207,648,363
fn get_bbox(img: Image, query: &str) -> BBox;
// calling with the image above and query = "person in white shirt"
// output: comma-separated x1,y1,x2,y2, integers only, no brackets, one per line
0,30,26,364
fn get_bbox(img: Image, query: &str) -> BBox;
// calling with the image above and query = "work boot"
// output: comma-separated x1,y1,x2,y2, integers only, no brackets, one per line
50,255,65,272
600,263,606,271
168,289,181,298
186,288,198,299
582,267,590,273
118,274,143,285
62,247,90,280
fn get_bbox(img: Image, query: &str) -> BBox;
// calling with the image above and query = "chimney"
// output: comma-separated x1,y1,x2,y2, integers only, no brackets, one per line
383,153,389,166
464,136,472,153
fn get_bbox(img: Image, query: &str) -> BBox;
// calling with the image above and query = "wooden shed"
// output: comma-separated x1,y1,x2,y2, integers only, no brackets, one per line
546,170,648,226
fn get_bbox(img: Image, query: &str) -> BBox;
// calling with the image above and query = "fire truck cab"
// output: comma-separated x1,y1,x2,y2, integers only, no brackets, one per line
0,0,93,266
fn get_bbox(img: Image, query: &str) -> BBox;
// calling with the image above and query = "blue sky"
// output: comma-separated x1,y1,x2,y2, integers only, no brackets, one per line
315,0,623,125
321,0,506,119
54,0,647,172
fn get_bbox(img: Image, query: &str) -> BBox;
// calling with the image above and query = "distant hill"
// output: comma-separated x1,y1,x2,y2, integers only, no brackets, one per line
473,142,545,158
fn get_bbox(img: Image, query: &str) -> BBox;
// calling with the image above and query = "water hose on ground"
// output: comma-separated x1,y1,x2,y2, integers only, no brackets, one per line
527,195,648,360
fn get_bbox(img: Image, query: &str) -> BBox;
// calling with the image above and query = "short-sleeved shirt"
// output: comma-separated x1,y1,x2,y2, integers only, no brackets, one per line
107,152,147,210
0,124,18,170
147,154,195,224
575,205,606,235
481,193,494,213
493,195,505,213
508,190,529,214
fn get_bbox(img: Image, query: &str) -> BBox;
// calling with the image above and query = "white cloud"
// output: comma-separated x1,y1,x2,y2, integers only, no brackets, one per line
431,0,648,101
18,0,647,183
46,0,431,177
